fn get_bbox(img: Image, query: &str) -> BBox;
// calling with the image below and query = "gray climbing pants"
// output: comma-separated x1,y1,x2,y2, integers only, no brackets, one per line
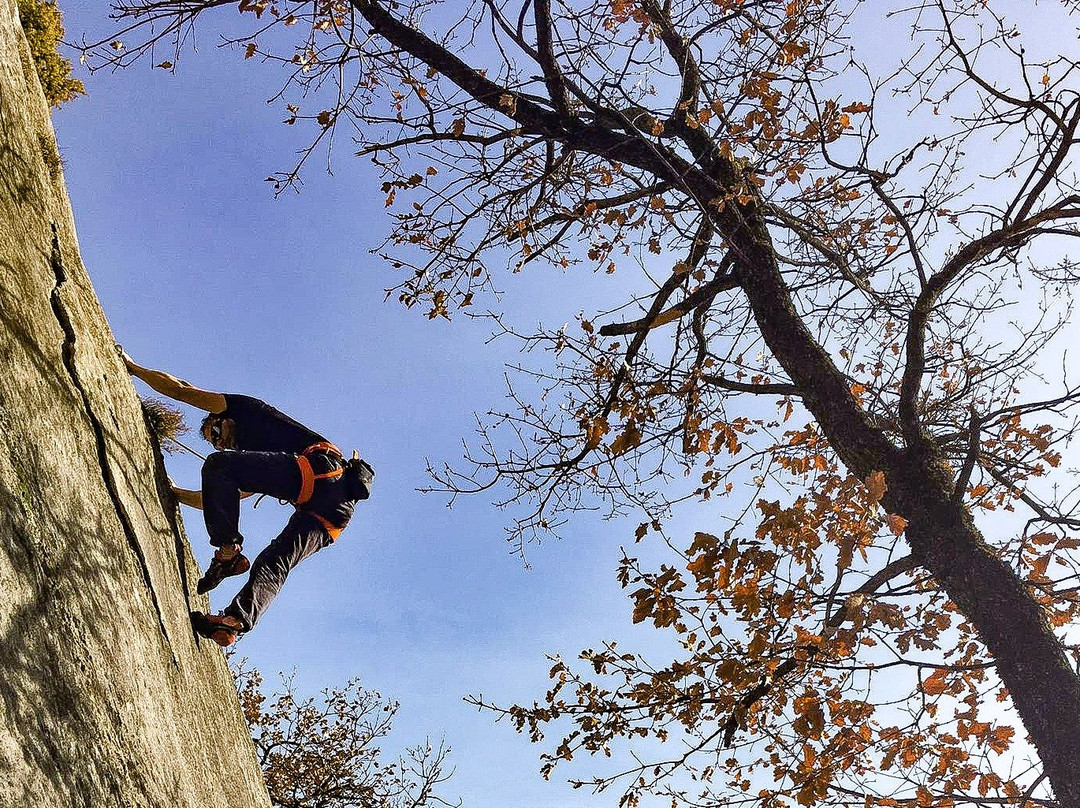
200,448,354,634
222,510,335,632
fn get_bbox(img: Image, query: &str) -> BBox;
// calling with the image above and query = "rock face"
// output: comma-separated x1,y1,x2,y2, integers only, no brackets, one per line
0,3,271,806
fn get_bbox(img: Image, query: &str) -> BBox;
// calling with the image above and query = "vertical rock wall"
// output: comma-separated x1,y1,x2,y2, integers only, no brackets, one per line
0,2,271,805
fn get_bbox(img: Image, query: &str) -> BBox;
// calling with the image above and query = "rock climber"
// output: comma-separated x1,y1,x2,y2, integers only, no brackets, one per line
121,349,373,648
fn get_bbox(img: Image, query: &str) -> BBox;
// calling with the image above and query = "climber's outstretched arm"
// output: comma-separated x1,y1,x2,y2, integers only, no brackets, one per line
120,348,226,413
171,485,253,510
172,486,204,509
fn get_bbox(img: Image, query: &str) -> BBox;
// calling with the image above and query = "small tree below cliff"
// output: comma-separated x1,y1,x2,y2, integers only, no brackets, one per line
234,663,459,808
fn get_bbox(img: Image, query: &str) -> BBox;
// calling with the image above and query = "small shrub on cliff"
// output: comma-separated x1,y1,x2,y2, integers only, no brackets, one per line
139,396,188,454
38,131,62,179
17,0,84,108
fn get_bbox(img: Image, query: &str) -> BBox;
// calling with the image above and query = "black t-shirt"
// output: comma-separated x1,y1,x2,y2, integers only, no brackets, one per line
221,394,327,454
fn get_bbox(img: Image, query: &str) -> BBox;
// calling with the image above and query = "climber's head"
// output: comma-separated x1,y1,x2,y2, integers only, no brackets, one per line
201,413,237,450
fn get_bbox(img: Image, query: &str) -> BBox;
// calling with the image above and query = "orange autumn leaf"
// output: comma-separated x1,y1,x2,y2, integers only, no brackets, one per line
921,669,948,696
609,423,642,455
885,514,907,535
864,471,887,504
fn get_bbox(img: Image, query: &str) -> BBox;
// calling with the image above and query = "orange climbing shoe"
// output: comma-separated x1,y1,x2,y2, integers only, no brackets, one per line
190,612,244,647
196,544,250,594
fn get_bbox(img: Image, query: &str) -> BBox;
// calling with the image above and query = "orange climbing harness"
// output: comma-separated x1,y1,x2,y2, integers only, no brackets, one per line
309,511,344,541
295,442,344,507
294,442,372,542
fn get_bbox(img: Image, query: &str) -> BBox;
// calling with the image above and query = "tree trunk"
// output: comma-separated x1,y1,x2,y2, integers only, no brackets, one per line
733,213,1080,805
889,451,1080,807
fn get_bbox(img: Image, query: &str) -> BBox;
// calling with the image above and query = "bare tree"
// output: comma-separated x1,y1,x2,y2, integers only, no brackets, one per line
83,1,1080,804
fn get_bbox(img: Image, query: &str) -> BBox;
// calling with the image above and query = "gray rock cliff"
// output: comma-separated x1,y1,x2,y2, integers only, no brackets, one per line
0,1,271,805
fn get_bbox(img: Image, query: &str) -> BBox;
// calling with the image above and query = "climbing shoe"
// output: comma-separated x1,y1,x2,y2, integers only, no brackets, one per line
190,611,244,647
196,544,250,594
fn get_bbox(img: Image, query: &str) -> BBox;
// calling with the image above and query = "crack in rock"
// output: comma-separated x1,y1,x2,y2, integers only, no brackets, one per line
47,221,177,664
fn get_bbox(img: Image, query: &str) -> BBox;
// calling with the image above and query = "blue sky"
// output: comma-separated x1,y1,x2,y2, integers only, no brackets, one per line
51,4,668,807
